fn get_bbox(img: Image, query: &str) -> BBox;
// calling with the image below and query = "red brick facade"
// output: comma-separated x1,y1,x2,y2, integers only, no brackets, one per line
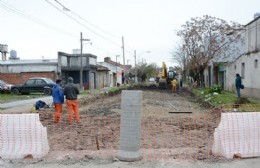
0,72,56,85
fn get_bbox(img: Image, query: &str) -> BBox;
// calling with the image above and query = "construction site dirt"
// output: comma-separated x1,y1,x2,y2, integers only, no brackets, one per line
1,88,243,168
38,89,225,161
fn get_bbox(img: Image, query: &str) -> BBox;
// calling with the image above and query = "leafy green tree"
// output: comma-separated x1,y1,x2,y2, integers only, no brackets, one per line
133,62,158,82
146,63,157,78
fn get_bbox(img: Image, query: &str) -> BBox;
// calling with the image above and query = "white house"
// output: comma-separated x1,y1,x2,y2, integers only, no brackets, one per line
227,16,260,98
203,15,260,99
203,34,245,89
97,57,124,87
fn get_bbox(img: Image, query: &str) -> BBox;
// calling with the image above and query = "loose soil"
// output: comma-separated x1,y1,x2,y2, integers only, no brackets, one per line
37,89,224,162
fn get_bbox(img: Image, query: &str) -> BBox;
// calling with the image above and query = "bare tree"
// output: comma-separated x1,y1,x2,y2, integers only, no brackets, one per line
175,15,244,83
172,43,188,81
172,44,187,69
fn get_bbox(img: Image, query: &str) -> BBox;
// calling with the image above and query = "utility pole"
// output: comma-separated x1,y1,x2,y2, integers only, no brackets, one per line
80,32,83,92
116,55,120,85
122,36,125,85
134,50,137,83
80,32,90,92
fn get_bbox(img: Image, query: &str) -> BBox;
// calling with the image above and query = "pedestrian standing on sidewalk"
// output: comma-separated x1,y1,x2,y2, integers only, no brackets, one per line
235,73,242,98
64,77,80,124
52,79,64,124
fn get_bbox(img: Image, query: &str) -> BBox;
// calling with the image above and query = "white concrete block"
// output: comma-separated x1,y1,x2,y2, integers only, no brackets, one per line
0,114,49,159
212,112,260,159
117,90,143,161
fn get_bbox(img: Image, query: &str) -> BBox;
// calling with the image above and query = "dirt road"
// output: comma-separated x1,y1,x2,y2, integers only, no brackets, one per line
1,89,259,167
38,89,222,161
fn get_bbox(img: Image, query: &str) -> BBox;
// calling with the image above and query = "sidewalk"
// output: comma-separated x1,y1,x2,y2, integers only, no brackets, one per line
0,96,53,109
1,158,260,168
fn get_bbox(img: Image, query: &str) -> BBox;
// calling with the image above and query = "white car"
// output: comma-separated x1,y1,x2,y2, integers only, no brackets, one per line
148,77,158,88
0,80,13,93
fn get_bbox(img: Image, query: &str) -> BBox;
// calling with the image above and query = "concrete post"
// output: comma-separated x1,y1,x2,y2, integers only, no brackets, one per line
117,90,142,161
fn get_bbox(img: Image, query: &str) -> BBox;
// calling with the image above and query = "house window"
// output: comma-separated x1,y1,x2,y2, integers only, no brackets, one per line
255,59,258,68
241,63,245,78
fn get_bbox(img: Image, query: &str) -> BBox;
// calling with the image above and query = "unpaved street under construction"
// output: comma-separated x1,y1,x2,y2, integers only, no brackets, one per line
37,89,224,163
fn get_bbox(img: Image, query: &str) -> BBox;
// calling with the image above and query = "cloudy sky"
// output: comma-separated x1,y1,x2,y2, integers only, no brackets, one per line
0,0,259,67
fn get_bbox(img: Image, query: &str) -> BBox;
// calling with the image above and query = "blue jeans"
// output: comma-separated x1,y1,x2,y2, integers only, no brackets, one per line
236,87,240,98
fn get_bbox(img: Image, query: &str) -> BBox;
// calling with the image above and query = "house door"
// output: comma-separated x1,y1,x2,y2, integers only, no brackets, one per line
213,67,219,85
219,71,224,90
90,72,95,89
208,66,211,86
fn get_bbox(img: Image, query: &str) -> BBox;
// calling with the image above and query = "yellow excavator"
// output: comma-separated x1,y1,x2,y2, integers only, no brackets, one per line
158,62,175,89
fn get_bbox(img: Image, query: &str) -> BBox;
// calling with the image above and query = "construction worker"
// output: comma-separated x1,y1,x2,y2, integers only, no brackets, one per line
52,79,64,124
172,78,178,92
64,77,80,124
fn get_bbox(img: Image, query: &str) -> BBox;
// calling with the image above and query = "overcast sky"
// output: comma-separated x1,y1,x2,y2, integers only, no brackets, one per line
0,0,259,67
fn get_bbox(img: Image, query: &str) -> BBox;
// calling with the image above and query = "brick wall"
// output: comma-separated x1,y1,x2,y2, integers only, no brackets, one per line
0,72,56,85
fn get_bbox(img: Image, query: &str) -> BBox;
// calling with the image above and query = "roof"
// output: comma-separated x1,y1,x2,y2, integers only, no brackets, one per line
103,57,132,69
0,59,58,65
245,16,260,26
58,52,97,59
96,64,109,71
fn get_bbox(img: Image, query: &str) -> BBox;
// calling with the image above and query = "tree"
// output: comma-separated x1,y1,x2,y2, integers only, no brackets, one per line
172,43,188,80
172,44,186,69
175,15,244,83
145,63,158,78
133,62,158,82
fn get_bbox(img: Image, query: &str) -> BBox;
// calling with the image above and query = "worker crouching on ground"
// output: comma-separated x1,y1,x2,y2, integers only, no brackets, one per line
172,78,178,92
52,79,64,124
64,77,80,124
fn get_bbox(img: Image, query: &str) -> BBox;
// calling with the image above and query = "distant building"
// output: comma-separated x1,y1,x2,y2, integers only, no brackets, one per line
97,57,126,86
58,52,99,89
0,59,58,84
0,51,110,90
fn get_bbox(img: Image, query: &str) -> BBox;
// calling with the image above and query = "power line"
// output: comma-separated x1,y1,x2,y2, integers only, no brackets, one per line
47,0,135,56
0,0,135,59
54,0,121,39
45,0,123,50
0,0,78,38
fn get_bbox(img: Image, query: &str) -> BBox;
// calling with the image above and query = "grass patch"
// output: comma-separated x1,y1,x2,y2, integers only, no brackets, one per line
107,87,122,95
193,88,260,112
194,89,237,106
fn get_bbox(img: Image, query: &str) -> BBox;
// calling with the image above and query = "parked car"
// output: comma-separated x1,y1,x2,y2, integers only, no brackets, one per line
11,77,55,95
0,80,13,93
148,77,158,88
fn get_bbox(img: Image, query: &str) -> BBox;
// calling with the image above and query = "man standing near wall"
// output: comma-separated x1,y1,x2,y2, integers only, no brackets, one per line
64,77,80,124
52,79,64,124
235,73,242,98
